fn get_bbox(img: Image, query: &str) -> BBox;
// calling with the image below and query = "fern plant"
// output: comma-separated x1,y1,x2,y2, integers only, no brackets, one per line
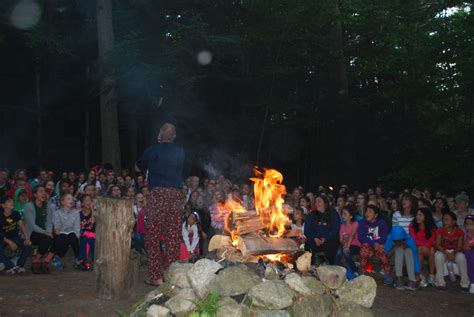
190,292,220,317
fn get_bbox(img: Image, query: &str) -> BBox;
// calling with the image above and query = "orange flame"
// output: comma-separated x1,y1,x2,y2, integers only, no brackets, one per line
250,168,288,238
219,199,246,247
220,167,289,247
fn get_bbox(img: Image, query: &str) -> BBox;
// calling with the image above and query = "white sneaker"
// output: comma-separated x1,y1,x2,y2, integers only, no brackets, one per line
428,274,435,286
469,284,474,294
5,267,16,275
15,267,26,273
420,275,428,288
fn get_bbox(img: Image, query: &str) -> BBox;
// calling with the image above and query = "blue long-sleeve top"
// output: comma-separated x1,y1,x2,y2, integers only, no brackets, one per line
304,209,341,242
358,218,388,246
384,226,420,273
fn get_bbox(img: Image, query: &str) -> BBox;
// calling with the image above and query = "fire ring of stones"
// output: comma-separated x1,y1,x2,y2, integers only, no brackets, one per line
130,258,377,317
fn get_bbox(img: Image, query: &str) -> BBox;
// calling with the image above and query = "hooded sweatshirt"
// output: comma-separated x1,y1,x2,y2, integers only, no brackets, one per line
53,208,81,238
14,188,29,218
384,225,420,273
358,218,389,246
304,209,341,241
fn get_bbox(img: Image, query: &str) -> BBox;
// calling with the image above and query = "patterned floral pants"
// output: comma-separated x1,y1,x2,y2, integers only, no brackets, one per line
145,187,184,281
360,243,391,273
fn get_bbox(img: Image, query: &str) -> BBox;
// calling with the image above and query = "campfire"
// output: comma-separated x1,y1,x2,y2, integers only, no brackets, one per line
210,168,300,266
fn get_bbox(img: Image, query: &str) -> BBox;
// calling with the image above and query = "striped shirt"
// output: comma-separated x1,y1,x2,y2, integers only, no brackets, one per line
391,211,414,234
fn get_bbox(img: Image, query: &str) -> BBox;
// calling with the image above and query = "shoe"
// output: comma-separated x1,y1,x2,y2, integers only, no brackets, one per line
428,274,435,286
15,266,26,274
32,262,42,274
447,262,456,282
5,267,16,275
42,261,51,274
384,273,394,285
395,279,405,290
419,276,428,288
436,285,446,291
469,284,474,294
461,286,470,293
406,280,418,291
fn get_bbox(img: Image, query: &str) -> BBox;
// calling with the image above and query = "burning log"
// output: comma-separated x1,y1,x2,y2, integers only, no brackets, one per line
237,233,298,257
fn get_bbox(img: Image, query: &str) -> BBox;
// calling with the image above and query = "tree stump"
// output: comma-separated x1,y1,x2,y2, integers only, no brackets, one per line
95,197,136,300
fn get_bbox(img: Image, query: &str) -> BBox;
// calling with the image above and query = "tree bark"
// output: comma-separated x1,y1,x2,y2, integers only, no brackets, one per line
95,197,137,300
97,0,121,171
35,71,43,165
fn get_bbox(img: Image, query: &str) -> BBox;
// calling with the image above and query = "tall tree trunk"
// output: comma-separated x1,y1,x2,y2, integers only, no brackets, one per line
97,0,121,171
35,71,43,166
129,111,138,167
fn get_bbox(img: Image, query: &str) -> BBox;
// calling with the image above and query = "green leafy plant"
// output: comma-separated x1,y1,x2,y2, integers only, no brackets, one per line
190,292,220,317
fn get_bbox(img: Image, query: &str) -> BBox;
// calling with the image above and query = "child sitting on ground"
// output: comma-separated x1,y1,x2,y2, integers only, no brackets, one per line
291,207,306,248
0,196,32,274
179,212,200,261
434,211,470,290
133,192,146,254
463,215,474,294
409,208,437,287
77,195,95,270
335,205,360,276
358,205,393,284
385,226,420,290
45,193,81,267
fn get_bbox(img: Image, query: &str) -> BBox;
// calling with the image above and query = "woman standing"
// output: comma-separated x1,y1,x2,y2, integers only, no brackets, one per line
135,123,185,286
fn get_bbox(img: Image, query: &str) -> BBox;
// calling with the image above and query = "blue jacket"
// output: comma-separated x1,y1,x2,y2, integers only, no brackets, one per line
384,226,420,273
136,143,185,189
304,209,341,242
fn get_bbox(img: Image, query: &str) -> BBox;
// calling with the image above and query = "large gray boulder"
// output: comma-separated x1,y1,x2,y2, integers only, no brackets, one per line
290,294,333,317
209,266,257,296
216,304,251,317
187,259,222,299
217,296,238,307
256,310,291,317
316,265,347,289
336,303,375,317
335,275,377,308
284,273,312,296
146,305,171,317
165,262,194,288
164,288,197,314
301,276,326,295
248,280,293,310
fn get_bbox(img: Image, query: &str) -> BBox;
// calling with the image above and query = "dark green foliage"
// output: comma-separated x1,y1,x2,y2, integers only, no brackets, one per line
0,0,472,193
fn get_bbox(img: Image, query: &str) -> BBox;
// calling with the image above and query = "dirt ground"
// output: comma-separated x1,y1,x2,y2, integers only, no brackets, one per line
1,258,473,317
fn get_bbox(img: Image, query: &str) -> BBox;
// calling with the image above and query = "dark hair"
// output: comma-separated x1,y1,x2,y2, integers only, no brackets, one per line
366,204,380,216
412,208,436,239
390,198,402,212
313,195,332,226
443,210,457,224
434,197,450,214
84,183,96,191
337,195,347,202
293,207,306,224
401,193,417,216
61,179,73,187
342,204,357,222
33,185,45,195
299,196,311,205
81,194,92,203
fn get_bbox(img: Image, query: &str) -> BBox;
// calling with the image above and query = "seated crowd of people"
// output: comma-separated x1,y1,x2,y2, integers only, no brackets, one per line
1,167,474,295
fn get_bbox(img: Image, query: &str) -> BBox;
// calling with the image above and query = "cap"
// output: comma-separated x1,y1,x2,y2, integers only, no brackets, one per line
455,194,469,202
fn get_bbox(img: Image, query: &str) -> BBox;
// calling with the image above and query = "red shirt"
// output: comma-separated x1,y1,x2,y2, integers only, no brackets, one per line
409,223,436,248
437,227,464,250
